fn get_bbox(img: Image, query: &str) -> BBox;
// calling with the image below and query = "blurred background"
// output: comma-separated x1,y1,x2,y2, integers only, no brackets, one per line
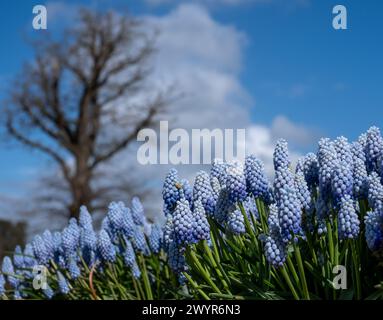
0,0,382,257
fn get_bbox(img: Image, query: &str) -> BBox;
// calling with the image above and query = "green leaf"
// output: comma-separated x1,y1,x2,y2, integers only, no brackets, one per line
338,289,354,300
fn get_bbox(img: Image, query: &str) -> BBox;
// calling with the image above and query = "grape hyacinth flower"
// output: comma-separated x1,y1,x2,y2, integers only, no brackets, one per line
79,206,93,230
167,242,186,274
295,170,312,212
192,199,210,241
295,157,304,174
352,141,367,164
318,138,338,199
107,201,124,232
0,274,5,297
210,158,228,187
2,256,19,289
68,258,81,279
148,224,163,254
23,244,37,269
358,132,367,149
123,241,141,279
352,142,368,198
210,176,221,202
277,187,302,242
32,235,50,266
353,160,369,199
214,188,234,224
368,172,383,211
365,209,383,253
334,136,353,167
57,255,67,270
273,166,295,204
261,233,287,267
338,195,360,240
143,220,152,238
315,195,329,235
132,228,150,256
123,240,136,266
121,206,136,239
262,203,287,268
57,271,70,295
101,216,112,235
242,195,259,221
172,199,194,244
131,263,142,280
244,155,270,203
193,171,216,216
97,229,116,263
51,232,66,269
365,126,383,173
62,218,80,260
42,230,54,261
163,168,181,213
80,223,97,266
181,179,193,207
13,245,24,269
52,232,62,253
131,197,145,226
268,204,280,234
43,284,54,300
303,153,319,190
226,161,247,205
227,209,245,235
163,215,174,249
378,154,383,182
273,139,290,170
331,163,353,207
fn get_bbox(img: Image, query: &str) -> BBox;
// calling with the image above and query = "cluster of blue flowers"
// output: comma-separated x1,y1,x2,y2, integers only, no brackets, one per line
162,158,266,275
267,128,383,262
162,169,212,279
2,126,383,298
161,127,383,268
0,197,163,299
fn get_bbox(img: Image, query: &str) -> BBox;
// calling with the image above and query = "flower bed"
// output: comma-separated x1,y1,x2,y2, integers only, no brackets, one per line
1,127,383,300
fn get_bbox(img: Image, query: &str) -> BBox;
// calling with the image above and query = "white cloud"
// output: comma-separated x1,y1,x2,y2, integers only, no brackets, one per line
245,123,307,177
288,83,308,98
146,3,247,88
5,2,318,232
145,0,271,6
112,4,317,196
271,115,320,148
105,3,253,214
145,0,309,8
45,2,78,26
59,4,317,209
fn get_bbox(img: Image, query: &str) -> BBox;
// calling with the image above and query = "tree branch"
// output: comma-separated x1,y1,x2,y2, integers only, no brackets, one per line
6,116,71,182
90,97,163,169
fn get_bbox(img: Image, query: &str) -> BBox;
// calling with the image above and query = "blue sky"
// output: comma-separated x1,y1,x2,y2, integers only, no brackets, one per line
0,0,382,199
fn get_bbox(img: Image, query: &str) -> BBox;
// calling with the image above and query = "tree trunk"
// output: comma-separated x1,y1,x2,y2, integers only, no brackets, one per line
68,154,92,219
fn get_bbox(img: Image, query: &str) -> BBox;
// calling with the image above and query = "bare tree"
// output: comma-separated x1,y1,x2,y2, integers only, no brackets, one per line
2,10,167,218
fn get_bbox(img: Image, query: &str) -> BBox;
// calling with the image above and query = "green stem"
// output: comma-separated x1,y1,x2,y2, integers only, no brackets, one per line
202,241,231,294
132,276,142,299
294,244,310,300
239,203,258,247
188,249,222,294
256,198,268,232
138,253,153,300
351,241,362,300
281,266,300,300
327,221,335,264
183,272,210,300
286,256,301,289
